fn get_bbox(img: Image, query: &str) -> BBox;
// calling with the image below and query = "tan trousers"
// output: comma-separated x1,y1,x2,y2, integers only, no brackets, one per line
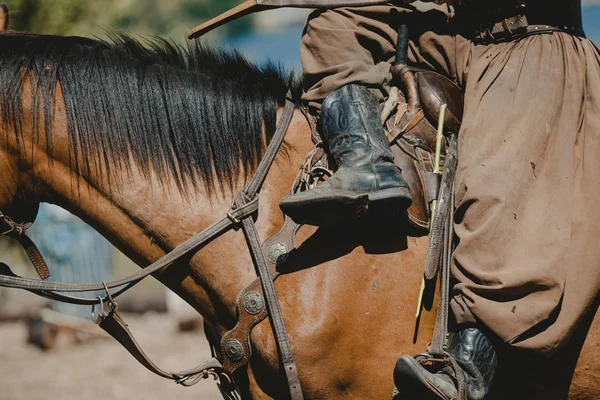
301,5,600,355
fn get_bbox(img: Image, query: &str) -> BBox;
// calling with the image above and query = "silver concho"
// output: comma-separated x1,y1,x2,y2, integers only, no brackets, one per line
224,339,244,361
267,242,289,264
243,292,265,315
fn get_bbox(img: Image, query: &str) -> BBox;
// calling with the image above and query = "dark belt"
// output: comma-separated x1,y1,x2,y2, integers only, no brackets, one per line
456,1,585,43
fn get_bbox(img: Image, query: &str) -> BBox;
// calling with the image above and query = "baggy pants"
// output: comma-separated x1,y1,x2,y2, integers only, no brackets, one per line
301,5,600,355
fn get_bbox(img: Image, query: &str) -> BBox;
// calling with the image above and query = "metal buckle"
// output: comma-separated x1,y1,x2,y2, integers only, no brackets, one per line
415,352,449,366
227,211,241,225
91,282,118,323
502,18,514,35
102,281,118,311
91,296,107,324
174,375,191,385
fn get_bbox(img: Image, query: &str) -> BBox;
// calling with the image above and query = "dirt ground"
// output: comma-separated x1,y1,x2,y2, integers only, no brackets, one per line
0,313,223,400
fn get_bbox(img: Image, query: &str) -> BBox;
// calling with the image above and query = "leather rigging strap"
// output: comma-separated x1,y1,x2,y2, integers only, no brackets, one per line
422,133,458,283
416,134,467,400
428,134,457,356
0,99,304,398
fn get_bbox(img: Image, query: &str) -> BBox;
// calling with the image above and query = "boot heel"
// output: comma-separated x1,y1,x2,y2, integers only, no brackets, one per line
368,187,412,209
366,188,412,222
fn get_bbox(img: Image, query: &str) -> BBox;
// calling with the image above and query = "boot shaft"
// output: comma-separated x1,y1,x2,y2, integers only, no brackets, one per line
279,84,412,226
448,328,498,400
320,85,394,168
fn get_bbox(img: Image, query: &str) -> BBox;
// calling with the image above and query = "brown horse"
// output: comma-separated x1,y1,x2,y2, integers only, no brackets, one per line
0,30,597,399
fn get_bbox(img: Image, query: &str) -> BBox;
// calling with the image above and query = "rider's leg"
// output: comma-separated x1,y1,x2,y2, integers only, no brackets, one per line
281,5,452,225
449,30,600,355
394,13,600,400
279,84,411,226
299,5,452,116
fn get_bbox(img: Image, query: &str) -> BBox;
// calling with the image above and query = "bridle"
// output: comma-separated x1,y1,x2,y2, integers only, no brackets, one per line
0,97,306,399
0,203,51,280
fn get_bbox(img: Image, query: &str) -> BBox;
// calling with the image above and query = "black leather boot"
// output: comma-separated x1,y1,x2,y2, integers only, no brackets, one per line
279,84,411,226
394,328,498,400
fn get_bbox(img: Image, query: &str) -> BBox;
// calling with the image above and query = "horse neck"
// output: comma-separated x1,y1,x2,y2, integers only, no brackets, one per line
21,106,313,332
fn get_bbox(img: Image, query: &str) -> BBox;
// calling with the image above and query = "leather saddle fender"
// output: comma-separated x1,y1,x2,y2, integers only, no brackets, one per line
387,65,464,233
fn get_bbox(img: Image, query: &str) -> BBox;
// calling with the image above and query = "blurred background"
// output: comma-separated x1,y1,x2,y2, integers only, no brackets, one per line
3,0,600,69
4,0,310,69
0,1,598,400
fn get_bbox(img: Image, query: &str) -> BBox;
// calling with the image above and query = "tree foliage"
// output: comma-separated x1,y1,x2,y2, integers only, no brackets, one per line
5,0,250,39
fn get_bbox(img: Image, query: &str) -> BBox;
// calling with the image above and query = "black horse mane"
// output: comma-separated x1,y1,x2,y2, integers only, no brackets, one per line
0,32,301,194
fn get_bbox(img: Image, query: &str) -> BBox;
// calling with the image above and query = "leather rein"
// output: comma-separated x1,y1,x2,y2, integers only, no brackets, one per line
0,98,305,399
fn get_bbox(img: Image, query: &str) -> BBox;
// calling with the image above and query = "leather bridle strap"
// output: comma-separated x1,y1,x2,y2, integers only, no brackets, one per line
0,99,303,398
233,97,303,398
96,301,225,387
0,211,51,280
12,233,51,280
236,194,303,399
0,199,257,298
0,101,293,297
0,196,257,293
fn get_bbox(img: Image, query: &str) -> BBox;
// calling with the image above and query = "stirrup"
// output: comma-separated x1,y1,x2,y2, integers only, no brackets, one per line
395,352,468,400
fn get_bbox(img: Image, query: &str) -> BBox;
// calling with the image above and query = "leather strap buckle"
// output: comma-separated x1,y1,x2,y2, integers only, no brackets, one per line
476,13,529,42
228,192,260,227
91,296,107,324
175,375,192,385
227,211,241,225
91,281,118,324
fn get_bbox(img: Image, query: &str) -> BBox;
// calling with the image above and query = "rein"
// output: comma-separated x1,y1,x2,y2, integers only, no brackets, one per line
0,98,305,399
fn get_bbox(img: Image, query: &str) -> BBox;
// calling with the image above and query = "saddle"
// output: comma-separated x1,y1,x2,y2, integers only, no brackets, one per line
385,65,464,234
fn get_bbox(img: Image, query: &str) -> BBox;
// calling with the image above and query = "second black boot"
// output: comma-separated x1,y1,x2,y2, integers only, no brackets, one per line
279,84,412,226
394,328,498,400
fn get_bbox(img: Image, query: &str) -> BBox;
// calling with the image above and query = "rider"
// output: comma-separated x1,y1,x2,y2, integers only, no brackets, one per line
280,1,600,399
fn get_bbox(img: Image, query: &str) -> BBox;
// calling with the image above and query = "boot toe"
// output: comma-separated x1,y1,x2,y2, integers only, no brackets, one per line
394,356,458,400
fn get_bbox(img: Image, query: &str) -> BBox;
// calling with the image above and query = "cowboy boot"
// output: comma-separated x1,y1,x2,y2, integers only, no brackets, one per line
279,84,411,226
394,328,498,400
